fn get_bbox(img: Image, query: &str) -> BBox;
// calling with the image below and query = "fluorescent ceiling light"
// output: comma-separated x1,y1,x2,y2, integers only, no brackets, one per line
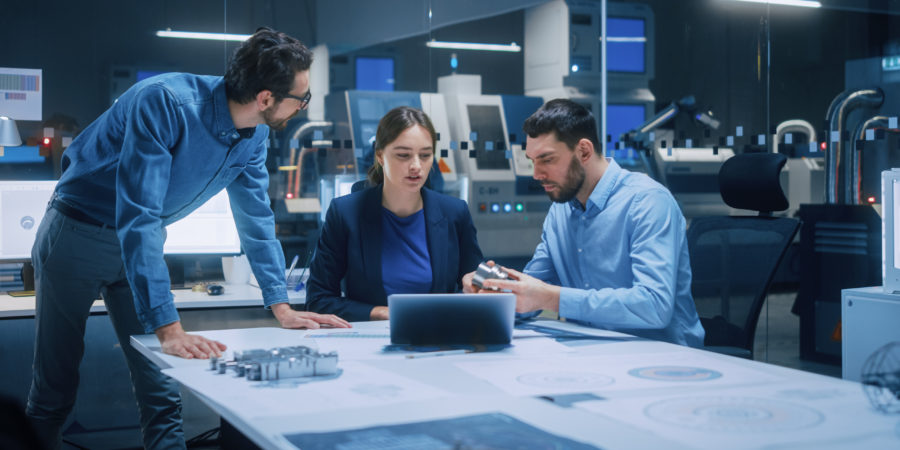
727,0,822,8
604,37,647,43
426,40,521,52
156,30,251,42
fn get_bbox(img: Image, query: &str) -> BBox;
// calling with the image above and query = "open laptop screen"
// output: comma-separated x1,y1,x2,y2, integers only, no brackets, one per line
388,293,515,346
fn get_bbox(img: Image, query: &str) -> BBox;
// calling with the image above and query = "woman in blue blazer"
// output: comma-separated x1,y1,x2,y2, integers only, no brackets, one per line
306,106,484,322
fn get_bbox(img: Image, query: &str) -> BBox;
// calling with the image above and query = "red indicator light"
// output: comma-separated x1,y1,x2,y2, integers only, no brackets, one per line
820,142,826,151
867,196,876,204
42,137,51,146
285,193,294,199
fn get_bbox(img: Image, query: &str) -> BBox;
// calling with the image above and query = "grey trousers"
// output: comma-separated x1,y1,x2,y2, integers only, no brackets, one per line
26,207,186,449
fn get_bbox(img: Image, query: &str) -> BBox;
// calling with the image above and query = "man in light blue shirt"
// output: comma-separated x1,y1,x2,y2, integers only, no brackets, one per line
465,99,704,347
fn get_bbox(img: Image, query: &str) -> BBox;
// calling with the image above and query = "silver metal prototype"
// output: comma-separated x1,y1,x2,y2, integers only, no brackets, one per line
472,262,509,289
209,346,338,381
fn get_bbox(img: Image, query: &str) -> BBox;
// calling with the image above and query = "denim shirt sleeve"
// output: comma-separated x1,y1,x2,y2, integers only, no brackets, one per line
115,86,180,333
226,135,289,308
558,189,682,330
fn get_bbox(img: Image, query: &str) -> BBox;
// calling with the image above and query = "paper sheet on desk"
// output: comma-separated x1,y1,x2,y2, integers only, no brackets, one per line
455,351,785,398
573,380,900,449
304,327,572,360
163,360,451,421
303,325,396,360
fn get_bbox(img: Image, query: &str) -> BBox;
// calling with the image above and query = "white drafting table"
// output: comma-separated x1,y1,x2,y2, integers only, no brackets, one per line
0,282,305,319
131,320,900,450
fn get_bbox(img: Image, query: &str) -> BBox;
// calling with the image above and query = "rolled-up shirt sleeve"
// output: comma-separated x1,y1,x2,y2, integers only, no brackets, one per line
115,86,180,333
226,135,289,308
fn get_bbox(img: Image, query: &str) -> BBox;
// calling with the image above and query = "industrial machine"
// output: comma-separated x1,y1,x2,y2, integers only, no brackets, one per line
797,55,900,364
439,75,550,263
525,0,656,172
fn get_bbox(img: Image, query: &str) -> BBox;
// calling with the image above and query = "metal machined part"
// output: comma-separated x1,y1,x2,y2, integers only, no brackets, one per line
472,262,509,289
212,345,339,381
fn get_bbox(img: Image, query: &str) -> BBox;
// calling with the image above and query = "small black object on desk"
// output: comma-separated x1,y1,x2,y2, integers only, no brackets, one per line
206,284,224,296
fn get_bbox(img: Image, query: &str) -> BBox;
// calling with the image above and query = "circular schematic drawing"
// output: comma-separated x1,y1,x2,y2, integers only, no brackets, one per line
516,371,614,390
628,366,722,382
20,215,35,230
644,396,824,432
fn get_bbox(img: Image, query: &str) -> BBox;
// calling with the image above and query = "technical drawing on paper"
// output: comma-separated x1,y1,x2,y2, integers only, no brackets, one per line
349,383,407,400
628,366,722,382
643,396,824,432
516,371,615,390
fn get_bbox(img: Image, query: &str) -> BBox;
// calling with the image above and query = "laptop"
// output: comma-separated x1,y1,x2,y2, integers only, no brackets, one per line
388,293,516,346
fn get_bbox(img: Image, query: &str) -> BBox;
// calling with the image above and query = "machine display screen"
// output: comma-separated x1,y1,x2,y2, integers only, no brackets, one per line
0,180,56,261
164,190,241,255
608,103,646,161
467,105,510,171
607,18,645,73
356,57,395,92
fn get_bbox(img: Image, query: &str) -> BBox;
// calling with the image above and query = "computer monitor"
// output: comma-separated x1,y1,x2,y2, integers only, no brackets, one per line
882,168,900,293
163,189,241,255
0,180,56,262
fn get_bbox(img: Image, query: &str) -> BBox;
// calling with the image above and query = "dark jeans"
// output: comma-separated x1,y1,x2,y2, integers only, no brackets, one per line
26,207,185,449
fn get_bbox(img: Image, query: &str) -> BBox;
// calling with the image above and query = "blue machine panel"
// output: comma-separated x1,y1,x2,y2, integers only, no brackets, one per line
355,57,395,92
607,18,645,73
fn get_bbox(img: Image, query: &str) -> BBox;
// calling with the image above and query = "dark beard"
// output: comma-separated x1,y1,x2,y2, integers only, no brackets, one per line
546,156,585,203
263,108,295,131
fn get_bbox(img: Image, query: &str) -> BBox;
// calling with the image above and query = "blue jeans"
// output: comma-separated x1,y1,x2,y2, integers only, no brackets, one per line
26,207,185,449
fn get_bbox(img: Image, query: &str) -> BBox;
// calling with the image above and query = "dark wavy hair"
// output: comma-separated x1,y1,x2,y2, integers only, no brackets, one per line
523,98,602,155
367,106,437,186
224,27,313,104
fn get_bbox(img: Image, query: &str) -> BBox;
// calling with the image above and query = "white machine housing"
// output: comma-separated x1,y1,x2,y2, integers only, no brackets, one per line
442,93,548,258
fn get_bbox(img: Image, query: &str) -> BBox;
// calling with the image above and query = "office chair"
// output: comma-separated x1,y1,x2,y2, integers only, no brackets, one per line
688,152,800,359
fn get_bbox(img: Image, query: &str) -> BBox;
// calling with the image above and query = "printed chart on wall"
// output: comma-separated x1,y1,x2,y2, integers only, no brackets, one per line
453,351,784,397
574,381,900,449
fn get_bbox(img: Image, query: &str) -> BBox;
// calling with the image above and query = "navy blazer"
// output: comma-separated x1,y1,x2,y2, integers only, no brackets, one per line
306,184,484,322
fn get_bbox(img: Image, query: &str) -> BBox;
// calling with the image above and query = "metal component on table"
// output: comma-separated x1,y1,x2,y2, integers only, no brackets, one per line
472,262,509,289
209,346,339,381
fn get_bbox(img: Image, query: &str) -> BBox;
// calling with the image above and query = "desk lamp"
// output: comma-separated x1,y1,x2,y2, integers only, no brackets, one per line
0,116,23,154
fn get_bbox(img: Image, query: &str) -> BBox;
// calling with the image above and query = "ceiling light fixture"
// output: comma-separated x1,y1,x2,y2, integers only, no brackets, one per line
156,29,251,42
727,0,822,8
426,40,521,52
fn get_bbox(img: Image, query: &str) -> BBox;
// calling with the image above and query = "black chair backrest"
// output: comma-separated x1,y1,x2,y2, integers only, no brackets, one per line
689,152,799,358
718,152,789,215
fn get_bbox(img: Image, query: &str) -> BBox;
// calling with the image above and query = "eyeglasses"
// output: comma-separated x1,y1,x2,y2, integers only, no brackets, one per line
283,90,312,109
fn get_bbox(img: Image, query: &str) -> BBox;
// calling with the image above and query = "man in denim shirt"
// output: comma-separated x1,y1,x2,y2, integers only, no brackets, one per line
465,99,704,348
27,28,349,449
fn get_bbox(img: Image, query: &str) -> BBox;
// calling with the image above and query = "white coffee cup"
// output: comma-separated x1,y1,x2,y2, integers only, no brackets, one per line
222,255,251,285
